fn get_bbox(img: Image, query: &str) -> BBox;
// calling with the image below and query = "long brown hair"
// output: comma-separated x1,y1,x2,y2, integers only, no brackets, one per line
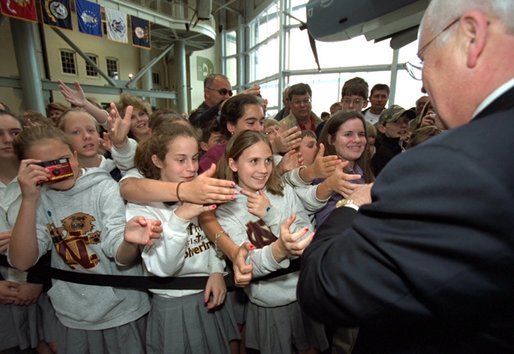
134,123,198,180
217,130,283,196
318,110,374,183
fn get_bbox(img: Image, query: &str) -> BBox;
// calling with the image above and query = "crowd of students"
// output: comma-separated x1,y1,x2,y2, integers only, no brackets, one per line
0,68,445,354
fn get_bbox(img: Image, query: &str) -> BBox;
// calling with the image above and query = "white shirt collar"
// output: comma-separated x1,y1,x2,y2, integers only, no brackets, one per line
472,77,514,119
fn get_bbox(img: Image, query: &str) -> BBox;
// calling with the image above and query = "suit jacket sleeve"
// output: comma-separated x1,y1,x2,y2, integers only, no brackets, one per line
298,140,514,329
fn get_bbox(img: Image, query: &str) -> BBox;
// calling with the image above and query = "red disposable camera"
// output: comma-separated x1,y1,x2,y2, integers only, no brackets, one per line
38,158,74,182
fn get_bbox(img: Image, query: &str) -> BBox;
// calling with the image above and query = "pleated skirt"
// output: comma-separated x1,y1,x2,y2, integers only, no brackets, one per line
54,314,147,354
0,302,39,351
146,292,240,354
245,300,329,354
227,287,248,325
37,293,60,344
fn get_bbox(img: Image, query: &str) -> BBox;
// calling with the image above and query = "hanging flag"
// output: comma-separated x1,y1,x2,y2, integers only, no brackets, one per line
41,0,72,30
131,16,150,49
0,0,38,22
76,0,101,37
105,7,128,43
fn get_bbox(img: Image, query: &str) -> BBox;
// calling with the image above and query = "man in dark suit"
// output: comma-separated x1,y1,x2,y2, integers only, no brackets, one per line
295,0,514,353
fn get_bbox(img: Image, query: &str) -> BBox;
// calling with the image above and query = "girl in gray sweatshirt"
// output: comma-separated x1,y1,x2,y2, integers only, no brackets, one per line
216,130,328,354
9,125,162,354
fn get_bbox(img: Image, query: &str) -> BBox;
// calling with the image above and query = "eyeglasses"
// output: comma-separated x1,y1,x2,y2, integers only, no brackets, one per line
291,98,312,106
341,97,364,106
206,87,233,96
406,17,461,81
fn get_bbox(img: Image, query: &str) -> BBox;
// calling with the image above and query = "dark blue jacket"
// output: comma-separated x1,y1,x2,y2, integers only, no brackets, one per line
298,86,514,353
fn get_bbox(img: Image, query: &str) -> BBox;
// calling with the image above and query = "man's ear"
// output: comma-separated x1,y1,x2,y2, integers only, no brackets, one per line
200,141,209,152
362,99,369,110
228,158,238,173
377,124,386,134
151,154,164,169
461,11,488,68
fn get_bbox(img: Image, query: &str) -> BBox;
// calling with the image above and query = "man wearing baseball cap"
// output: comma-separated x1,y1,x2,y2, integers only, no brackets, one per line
372,105,416,176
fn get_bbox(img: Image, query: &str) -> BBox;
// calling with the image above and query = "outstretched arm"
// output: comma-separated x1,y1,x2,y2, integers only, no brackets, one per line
117,216,162,265
58,80,109,124
121,164,237,204
298,145,514,328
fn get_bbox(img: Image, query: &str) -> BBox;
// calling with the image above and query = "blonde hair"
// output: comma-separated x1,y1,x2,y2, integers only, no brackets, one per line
264,118,279,130
13,125,73,160
57,109,99,133
117,93,152,117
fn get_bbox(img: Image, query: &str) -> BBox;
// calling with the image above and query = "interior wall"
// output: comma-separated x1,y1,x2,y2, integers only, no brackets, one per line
188,42,218,111
0,18,23,114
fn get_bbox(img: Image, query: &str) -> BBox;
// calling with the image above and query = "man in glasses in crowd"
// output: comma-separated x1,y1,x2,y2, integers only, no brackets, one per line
294,0,514,352
189,74,233,127
282,83,322,132
315,77,369,138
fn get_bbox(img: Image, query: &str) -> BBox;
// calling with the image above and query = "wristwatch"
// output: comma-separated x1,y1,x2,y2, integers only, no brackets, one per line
335,198,359,210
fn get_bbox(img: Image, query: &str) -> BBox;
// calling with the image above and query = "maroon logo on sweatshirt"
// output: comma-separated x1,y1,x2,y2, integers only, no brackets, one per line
246,220,277,248
46,212,100,269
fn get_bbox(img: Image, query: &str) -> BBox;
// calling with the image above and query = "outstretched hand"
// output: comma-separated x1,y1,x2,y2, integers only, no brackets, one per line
324,160,363,198
99,131,113,153
272,214,314,262
310,143,340,178
108,103,132,149
241,84,261,96
180,164,237,204
277,149,303,175
175,202,217,221
272,123,302,154
347,183,373,207
58,80,87,107
124,216,162,246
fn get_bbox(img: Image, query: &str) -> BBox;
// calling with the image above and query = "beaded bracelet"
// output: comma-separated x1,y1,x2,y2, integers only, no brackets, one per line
214,230,227,257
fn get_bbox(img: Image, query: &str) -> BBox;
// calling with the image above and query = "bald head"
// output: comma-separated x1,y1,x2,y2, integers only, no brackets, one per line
419,0,514,128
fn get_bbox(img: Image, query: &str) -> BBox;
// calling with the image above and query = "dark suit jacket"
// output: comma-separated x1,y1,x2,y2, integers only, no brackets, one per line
297,86,514,353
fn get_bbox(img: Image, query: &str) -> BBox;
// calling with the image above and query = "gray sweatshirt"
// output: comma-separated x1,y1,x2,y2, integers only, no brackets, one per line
31,168,149,330
126,201,225,298
216,183,312,307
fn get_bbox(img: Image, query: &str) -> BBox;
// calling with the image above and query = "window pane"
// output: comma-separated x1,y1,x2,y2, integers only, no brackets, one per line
226,57,237,86
288,30,394,70
60,50,76,75
106,58,119,79
398,40,419,63
226,31,237,56
152,72,160,85
249,38,279,82
395,70,424,109
85,55,98,77
249,3,279,47
260,80,279,109
290,1,308,23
